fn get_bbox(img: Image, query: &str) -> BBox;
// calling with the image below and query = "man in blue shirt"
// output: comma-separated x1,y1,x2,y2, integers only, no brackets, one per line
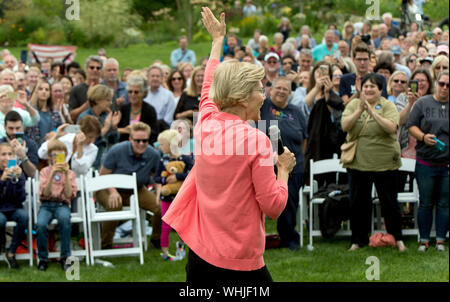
0,111,38,178
170,36,197,70
144,65,177,127
102,58,128,107
312,30,338,63
96,122,162,249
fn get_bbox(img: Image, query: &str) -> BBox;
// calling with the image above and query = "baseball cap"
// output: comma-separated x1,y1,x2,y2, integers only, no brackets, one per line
436,44,449,55
390,45,402,55
264,52,280,62
419,57,434,64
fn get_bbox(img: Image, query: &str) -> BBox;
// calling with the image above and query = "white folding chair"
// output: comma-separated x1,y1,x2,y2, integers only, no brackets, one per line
32,176,90,265
85,173,144,265
89,170,150,252
0,178,33,266
372,158,420,241
305,157,347,250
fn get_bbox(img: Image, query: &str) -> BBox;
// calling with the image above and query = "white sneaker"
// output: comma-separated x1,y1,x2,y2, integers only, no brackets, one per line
418,243,429,252
436,242,446,252
176,241,186,259
348,244,360,251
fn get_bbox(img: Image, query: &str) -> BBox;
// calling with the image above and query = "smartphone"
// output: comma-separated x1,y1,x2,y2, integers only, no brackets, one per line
320,65,329,76
409,80,418,94
432,137,446,152
14,132,24,144
111,100,118,113
56,152,66,164
65,125,81,134
20,50,28,64
292,63,298,72
8,159,17,169
6,92,18,100
333,50,341,60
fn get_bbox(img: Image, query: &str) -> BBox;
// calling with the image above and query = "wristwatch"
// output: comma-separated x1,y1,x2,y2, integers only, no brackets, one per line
22,156,29,164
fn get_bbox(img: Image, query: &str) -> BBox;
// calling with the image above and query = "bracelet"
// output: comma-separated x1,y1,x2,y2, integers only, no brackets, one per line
422,133,426,142
22,157,29,164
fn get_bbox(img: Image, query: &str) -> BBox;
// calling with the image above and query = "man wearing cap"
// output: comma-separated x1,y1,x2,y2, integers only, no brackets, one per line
419,57,434,70
390,45,403,64
263,52,281,96
312,30,338,62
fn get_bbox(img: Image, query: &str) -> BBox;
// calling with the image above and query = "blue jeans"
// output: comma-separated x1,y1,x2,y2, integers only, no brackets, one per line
415,162,449,242
36,202,72,261
0,209,28,254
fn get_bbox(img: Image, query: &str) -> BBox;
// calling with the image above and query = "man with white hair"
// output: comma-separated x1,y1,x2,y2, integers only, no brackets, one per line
102,58,128,107
383,12,401,38
143,65,176,126
428,27,443,46
312,30,338,62
2,55,17,71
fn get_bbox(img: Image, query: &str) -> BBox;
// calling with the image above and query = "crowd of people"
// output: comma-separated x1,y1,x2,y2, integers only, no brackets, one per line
0,1,448,276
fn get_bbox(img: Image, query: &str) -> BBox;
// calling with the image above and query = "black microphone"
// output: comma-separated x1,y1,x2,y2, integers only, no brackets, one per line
268,125,285,155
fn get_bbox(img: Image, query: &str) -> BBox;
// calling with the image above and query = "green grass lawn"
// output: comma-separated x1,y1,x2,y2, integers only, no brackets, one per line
1,218,448,282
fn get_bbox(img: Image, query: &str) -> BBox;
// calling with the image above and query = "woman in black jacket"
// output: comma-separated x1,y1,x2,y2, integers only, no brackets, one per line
118,74,159,144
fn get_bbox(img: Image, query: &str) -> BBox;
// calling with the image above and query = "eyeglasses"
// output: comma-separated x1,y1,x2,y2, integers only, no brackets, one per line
333,74,342,79
438,81,450,88
407,59,416,63
89,66,102,70
172,77,183,81
282,61,293,65
393,79,407,84
128,90,140,95
132,138,149,144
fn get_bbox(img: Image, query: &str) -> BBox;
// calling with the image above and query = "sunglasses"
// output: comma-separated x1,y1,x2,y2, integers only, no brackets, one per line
172,77,183,81
89,66,102,70
132,138,149,144
282,61,293,65
438,81,450,88
393,79,407,84
128,90,140,95
267,60,278,64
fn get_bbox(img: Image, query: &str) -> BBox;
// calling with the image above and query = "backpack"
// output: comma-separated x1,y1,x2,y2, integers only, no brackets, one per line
317,183,350,239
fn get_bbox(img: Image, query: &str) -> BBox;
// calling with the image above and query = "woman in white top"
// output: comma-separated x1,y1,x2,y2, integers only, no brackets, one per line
38,115,101,177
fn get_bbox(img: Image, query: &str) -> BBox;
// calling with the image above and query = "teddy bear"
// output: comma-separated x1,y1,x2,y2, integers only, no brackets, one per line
160,161,186,196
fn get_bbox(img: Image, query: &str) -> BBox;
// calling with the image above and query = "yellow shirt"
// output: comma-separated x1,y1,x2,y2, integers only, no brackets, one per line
342,97,401,171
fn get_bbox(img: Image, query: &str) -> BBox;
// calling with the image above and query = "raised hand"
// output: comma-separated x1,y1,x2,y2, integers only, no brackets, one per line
201,7,226,41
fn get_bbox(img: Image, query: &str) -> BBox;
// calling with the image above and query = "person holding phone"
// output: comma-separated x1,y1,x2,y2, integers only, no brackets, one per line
37,115,101,177
36,139,77,271
406,70,449,252
0,142,28,269
0,111,39,178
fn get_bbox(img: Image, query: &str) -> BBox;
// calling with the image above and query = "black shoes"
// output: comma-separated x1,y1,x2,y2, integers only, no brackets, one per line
38,260,48,271
5,253,20,269
59,258,71,271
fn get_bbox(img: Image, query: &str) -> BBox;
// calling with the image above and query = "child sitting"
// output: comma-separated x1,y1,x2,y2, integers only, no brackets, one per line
36,139,77,271
0,142,28,269
155,130,193,261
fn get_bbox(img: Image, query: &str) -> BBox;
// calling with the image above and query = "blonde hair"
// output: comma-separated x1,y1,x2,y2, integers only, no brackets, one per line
157,129,182,154
130,121,151,137
47,139,68,156
0,84,14,95
209,60,265,110
186,66,205,97
87,84,113,107
387,71,408,95
431,55,449,79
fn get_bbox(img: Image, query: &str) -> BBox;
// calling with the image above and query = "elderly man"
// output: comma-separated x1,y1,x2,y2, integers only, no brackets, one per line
338,40,350,58
170,36,197,70
298,49,313,73
14,72,26,92
143,65,176,127
383,12,401,38
374,24,392,49
312,30,338,62
68,55,103,122
102,58,128,107
2,55,17,71
429,27,443,46
96,122,162,249
263,52,281,97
